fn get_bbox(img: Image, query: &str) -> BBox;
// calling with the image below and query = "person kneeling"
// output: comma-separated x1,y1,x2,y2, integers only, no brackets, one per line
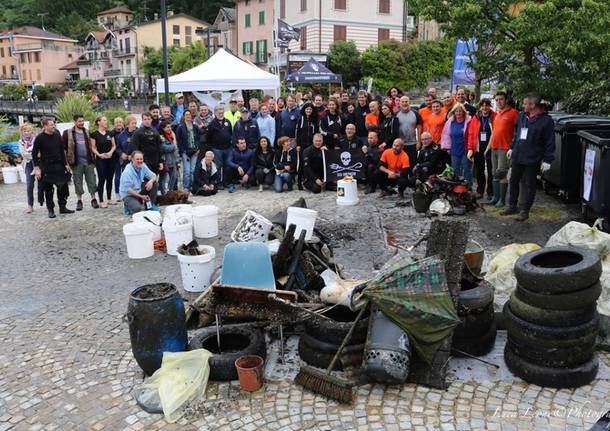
192,151,220,196
226,138,255,193
119,150,159,214
302,133,332,193
376,138,411,198
410,132,444,187
273,136,296,192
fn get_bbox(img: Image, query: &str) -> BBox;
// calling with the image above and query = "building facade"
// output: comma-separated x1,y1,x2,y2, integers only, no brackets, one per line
0,26,81,85
235,0,275,66
77,31,116,83
276,0,413,53
208,7,237,54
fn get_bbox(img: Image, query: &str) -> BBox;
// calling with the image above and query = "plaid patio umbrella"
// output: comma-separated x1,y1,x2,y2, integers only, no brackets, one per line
363,253,460,365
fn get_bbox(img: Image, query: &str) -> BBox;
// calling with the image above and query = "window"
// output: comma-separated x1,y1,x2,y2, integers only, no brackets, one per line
280,0,286,18
36,69,41,80
255,39,268,63
259,11,265,25
2,65,5,77
333,25,346,41
300,26,307,49
27,52,32,63
0,47,4,57
8,47,12,56
20,53,26,63
125,38,131,53
379,0,390,14
301,0,307,11
173,25,180,35
120,39,123,50
173,39,180,47
245,0,250,5
334,0,346,10
245,13,251,27
378,28,390,41
10,65,15,78
34,52,40,62
243,41,253,55
185,26,192,45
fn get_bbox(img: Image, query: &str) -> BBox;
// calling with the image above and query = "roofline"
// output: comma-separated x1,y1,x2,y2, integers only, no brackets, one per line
137,13,210,28
0,33,79,43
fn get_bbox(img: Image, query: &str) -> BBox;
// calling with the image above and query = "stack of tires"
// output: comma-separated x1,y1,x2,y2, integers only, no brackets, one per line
299,305,368,370
504,246,602,388
452,281,497,356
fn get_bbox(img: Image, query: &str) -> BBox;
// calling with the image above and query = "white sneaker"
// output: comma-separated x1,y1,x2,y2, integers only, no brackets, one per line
258,185,264,192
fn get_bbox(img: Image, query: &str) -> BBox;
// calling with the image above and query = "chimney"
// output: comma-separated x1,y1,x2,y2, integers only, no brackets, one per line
167,10,174,17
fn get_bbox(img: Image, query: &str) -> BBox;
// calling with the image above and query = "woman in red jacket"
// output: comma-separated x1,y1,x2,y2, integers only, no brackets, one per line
466,99,496,198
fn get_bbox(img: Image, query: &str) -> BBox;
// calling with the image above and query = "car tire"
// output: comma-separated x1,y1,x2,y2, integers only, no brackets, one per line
189,325,266,381
506,335,595,368
300,333,365,355
514,246,601,294
515,282,602,311
504,344,599,389
457,284,494,315
298,335,363,371
509,293,597,327
503,302,599,347
453,303,495,338
452,321,497,357
304,305,369,345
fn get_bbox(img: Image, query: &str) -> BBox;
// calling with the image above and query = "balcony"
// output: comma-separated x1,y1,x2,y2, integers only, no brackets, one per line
13,43,42,53
113,47,137,58
104,69,121,77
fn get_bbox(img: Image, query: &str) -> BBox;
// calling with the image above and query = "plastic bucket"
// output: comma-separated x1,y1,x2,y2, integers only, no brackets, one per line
2,167,19,184
163,221,193,256
235,355,264,392
464,240,484,276
177,245,216,292
336,179,359,206
123,222,154,259
132,211,163,241
164,204,193,221
286,207,318,241
17,166,26,183
231,210,273,242
193,205,219,238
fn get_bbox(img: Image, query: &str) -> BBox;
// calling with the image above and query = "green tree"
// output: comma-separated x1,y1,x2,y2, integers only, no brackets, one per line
170,41,208,74
361,40,452,93
328,41,362,86
1,83,27,100
74,79,95,92
410,0,610,103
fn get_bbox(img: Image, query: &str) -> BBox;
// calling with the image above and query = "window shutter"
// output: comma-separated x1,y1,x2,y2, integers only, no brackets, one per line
379,0,390,14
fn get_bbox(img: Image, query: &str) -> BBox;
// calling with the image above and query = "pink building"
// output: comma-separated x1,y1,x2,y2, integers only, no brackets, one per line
235,0,275,66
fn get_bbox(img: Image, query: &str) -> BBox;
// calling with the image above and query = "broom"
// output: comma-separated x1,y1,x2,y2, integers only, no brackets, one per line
294,304,368,404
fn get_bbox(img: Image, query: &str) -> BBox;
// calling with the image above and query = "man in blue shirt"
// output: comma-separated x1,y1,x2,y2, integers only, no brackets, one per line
279,95,300,139
171,93,186,124
226,138,255,193
119,150,159,214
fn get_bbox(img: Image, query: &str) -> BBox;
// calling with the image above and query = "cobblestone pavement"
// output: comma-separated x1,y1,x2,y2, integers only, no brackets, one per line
1,181,609,431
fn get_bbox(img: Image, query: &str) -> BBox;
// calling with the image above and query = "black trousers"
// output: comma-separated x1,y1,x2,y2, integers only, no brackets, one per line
255,168,275,186
473,152,493,196
376,169,410,193
404,144,417,167
42,180,69,210
508,163,539,212
366,163,378,190
226,167,256,185
96,158,115,202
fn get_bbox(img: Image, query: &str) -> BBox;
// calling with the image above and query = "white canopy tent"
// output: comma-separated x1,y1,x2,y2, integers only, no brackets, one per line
155,48,280,94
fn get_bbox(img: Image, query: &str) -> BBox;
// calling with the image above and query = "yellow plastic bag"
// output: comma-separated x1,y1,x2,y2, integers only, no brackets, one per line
485,243,541,308
546,220,610,257
135,349,212,423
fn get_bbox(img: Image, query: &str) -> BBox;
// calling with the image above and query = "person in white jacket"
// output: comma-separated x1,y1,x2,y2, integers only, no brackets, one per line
256,103,276,147
19,123,37,213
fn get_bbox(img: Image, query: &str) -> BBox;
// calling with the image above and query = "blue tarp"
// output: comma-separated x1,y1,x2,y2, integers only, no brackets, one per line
286,58,342,84
0,141,20,155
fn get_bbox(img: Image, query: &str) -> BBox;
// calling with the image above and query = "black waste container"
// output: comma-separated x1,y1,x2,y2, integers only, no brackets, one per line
579,130,610,221
542,115,610,202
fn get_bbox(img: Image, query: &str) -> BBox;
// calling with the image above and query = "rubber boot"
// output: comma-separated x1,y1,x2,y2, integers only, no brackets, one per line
486,181,500,205
495,183,508,208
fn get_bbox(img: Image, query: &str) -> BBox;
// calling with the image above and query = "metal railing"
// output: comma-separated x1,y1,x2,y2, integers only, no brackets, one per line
13,43,43,52
104,69,121,77
0,98,156,117
112,47,137,57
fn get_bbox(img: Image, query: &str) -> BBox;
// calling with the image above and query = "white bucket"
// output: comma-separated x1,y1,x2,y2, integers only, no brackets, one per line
123,222,154,259
163,221,194,256
164,204,193,221
2,167,19,184
132,211,163,241
17,166,26,183
286,207,318,241
177,245,216,292
337,179,359,206
193,205,219,238
231,210,274,242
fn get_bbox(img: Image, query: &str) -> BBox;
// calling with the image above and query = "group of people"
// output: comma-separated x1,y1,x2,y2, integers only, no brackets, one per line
24,86,554,221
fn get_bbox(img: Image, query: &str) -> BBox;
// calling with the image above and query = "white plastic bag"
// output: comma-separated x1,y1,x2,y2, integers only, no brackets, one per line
484,243,541,309
135,349,212,423
319,269,366,309
546,220,610,257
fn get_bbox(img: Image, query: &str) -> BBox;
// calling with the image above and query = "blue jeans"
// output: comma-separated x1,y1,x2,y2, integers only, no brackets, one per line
159,167,177,194
25,161,35,206
452,153,473,188
212,148,232,185
274,172,294,192
181,153,198,191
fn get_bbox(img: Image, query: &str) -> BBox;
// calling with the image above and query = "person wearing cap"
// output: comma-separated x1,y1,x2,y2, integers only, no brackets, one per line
171,93,186,124
225,98,241,127
232,107,261,150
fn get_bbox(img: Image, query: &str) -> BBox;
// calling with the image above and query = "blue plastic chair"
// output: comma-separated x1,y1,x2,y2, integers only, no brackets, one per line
220,242,276,289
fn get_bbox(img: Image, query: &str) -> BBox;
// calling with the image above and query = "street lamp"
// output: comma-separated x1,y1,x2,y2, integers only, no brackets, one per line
160,0,170,106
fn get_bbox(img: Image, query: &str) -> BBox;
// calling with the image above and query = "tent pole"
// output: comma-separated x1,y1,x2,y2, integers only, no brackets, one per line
160,0,170,106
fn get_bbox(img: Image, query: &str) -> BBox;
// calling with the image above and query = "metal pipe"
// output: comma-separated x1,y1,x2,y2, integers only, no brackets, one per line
318,0,322,53
159,0,170,106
